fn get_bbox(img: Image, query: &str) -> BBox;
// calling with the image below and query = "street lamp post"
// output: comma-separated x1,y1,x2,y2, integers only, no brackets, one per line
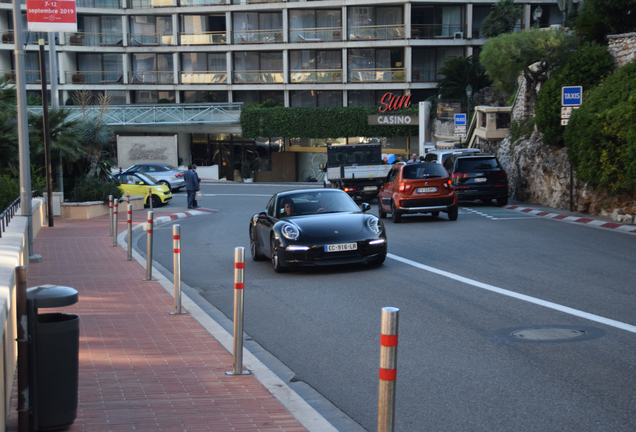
466,84,473,122
533,6,543,28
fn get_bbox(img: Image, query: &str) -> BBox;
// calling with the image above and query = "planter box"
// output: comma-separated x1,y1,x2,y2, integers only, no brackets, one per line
61,196,144,219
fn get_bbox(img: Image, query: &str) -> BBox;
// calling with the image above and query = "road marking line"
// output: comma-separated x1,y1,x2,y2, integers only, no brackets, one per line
387,253,636,334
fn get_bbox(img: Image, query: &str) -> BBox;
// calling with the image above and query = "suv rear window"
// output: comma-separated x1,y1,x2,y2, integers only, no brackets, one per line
456,157,500,172
403,164,448,179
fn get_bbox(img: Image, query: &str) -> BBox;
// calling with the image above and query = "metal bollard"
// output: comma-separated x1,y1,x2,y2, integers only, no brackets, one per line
108,195,113,237
112,199,118,247
378,307,399,432
148,187,153,211
126,190,130,205
143,211,155,281
170,225,187,315
227,247,250,376
126,204,133,261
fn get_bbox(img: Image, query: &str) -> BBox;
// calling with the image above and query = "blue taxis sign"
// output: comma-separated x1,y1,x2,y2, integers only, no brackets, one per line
562,86,582,106
454,113,467,126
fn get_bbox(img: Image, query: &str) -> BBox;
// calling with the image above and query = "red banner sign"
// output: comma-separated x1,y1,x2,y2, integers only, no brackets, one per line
26,0,77,32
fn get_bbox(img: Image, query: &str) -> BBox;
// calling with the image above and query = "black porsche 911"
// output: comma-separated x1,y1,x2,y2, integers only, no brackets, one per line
249,189,387,272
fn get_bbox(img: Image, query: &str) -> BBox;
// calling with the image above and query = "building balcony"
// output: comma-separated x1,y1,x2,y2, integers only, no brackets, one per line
77,0,122,7
180,0,227,5
233,70,284,84
129,71,174,84
411,24,466,39
233,30,283,44
129,0,174,7
292,27,342,43
65,32,124,47
290,69,342,83
348,25,406,41
349,68,406,83
181,71,227,84
3,70,46,84
180,32,226,45
66,71,124,84
129,33,175,46
411,68,441,83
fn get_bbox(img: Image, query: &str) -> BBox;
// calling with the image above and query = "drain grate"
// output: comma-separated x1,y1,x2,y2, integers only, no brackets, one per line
511,327,587,341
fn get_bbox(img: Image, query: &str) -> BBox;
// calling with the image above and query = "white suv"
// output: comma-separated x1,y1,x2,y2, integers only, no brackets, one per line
424,148,481,166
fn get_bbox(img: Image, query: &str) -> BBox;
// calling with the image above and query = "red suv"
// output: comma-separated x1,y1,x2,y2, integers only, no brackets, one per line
378,163,458,223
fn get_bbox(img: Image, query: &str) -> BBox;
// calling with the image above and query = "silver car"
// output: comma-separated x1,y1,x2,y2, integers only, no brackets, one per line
121,163,186,191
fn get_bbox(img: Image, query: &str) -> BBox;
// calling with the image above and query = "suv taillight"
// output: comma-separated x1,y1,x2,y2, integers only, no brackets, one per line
175,174,184,178
451,173,466,185
398,182,412,192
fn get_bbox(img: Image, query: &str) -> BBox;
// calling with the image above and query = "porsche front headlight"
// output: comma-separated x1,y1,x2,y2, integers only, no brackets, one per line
281,223,300,240
367,217,382,234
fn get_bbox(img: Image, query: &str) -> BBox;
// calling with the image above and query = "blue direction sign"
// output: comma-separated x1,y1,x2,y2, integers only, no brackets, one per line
454,113,467,126
562,86,582,106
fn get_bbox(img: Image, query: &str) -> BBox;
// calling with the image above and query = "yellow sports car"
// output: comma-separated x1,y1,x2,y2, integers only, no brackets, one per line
113,172,172,207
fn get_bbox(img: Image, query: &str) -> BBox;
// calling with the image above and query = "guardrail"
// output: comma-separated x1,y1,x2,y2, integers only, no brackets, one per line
27,103,242,126
0,196,20,238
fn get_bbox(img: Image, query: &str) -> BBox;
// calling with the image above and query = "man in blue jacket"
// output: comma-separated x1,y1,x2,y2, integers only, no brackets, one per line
184,165,200,209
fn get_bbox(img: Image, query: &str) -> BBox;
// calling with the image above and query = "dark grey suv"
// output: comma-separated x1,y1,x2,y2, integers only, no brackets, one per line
443,154,509,206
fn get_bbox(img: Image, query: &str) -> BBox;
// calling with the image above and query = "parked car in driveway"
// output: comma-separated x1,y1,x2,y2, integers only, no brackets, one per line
378,162,458,222
249,189,387,272
443,154,509,206
113,172,172,207
121,163,186,191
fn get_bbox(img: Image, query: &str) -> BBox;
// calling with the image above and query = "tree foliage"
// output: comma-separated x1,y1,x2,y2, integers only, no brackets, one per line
480,0,523,38
436,56,492,99
28,108,84,167
240,106,419,139
564,60,636,195
535,43,615,147
480,28,577,104
575,0,636,45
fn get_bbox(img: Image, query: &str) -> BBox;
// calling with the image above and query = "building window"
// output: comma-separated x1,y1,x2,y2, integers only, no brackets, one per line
348,6,403,40
290,90,342,108
131,53,173,84
181,91,228,103
412,47,463,82
289,9,341,42
233,91,283,105
289,50,342,83
130,15,173,45
233,12,282,43
132,90,175,103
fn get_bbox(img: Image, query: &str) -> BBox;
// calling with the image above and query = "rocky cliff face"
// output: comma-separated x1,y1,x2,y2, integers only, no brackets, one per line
482,133,636,224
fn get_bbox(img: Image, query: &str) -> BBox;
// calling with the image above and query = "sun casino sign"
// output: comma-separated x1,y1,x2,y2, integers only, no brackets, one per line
368,93,417,125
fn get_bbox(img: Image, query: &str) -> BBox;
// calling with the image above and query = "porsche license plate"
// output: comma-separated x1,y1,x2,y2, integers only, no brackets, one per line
417,187,437,193
325,243,358,252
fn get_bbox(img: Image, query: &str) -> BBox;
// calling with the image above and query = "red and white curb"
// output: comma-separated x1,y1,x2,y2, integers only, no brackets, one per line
506,205,636,234
130,209,218,235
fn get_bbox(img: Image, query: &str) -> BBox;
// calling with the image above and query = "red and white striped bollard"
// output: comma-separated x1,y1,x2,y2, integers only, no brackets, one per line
227,247,249,376
378,307,399,432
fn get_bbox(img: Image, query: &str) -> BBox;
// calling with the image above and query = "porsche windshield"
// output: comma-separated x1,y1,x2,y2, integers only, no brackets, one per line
277,191,360,216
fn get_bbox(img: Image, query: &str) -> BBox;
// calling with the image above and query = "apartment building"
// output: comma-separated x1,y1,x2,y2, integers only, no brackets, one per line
0,0,563,181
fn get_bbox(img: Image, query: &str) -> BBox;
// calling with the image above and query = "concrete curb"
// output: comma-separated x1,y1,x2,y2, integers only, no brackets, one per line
505,205,636,234
119,209,339,432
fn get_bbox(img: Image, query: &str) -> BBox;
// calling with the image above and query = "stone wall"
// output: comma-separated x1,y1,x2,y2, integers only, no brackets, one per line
486,34,636,224
607,32,636,68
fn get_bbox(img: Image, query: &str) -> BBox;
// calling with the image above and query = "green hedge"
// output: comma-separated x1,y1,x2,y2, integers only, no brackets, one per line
0,174,19,212
70,177,123,203
564,60,636,195
240,106,420,139
536,43,615,148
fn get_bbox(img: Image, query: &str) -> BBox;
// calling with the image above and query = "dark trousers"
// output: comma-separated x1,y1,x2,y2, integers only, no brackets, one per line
187,190,196,208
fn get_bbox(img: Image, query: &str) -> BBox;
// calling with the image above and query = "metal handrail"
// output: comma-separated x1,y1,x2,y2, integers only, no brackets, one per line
27,104,243,126
0,196,20,238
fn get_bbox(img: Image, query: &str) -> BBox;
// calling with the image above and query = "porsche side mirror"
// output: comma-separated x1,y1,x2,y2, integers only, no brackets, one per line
258,211,268,219
360,202,371,212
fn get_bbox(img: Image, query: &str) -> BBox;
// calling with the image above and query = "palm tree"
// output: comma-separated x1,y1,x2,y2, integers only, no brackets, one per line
28,108,84,188
436,56,491,99
480,0,523,38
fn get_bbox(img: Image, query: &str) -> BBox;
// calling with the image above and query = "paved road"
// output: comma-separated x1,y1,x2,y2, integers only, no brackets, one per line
140,183,636,432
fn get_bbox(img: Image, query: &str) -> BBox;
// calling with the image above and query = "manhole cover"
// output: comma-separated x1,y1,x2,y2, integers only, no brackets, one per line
511,327,587,341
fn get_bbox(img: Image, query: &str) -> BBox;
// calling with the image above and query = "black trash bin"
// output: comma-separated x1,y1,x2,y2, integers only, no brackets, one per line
27,285,79,432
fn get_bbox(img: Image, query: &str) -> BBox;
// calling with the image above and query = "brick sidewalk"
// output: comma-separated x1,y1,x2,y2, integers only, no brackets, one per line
7,215,307,432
